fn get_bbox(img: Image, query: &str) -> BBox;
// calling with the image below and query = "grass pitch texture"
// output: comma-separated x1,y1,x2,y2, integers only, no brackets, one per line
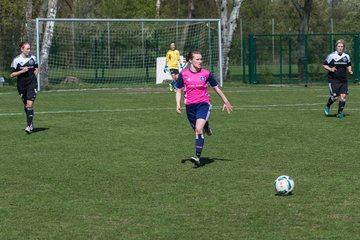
1,85,360,239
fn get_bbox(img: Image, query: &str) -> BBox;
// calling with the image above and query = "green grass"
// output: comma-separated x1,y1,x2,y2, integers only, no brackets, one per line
1,84,360,239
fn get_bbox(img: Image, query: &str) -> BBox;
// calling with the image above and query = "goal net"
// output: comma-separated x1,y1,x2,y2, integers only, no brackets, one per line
35,18,222,89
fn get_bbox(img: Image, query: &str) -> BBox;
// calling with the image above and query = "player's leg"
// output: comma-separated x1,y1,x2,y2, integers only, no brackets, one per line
169,69,179,92
24,86,37,133
337,83,348,118
203,104,212,136
186,104,201,166
194,118,206,160
325,82,338,116
172,73,179,91
191,103,211,166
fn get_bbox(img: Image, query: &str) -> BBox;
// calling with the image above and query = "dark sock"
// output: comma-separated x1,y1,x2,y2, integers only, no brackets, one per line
338,100,346,114
326,97,335,107
26,107,34,127
195,134,205,157
204,121,210,131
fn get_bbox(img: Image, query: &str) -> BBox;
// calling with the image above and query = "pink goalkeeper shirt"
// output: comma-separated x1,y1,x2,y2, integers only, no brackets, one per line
176,68,219,105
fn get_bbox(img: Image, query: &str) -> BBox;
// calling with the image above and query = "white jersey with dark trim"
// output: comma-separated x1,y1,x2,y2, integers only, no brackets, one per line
324,51,351,82
10,54,38,87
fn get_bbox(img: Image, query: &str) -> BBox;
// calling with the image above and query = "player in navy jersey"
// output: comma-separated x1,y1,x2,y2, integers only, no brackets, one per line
10,42,39,134
323,39,353,118
176,49,233,166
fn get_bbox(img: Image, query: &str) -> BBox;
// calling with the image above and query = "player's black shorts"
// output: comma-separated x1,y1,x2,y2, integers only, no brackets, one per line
170,69,179,75
18,83,38,103
328,81,348,97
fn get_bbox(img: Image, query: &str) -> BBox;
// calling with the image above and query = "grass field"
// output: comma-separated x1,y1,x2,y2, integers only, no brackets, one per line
1,83,360,239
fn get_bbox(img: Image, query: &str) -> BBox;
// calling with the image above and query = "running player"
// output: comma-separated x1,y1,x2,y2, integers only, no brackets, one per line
175,49,233,167
323,39,353,118
10,42,39,134
164,42,182,92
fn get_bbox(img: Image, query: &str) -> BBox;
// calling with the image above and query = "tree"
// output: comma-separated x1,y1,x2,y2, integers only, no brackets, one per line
156,0,161,18
291,0,313,82
40,0,58,88
23,0,34,41
216,0,244,81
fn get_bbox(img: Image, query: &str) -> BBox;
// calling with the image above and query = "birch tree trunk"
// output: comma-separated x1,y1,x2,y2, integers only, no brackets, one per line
292,0,313,83
218,0,243,81
40,0,58,88
156,0,161,18
23,0,33,42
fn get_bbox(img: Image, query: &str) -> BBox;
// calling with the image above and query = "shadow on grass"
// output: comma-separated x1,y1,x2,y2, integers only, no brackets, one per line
275,192,294,197
32,127,50,133
181,157,233,168
325,113,350,118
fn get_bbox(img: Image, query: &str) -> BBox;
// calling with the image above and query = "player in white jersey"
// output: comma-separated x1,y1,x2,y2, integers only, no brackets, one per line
10,42,39,134
323,39,353,118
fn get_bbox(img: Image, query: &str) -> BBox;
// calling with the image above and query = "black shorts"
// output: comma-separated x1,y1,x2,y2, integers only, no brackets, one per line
169,69,179,75
328,81,348,97
18,83,38,103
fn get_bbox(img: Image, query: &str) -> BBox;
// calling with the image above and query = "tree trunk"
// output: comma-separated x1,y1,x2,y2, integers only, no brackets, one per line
156,0,161,18
40,0,58,88
292,0,313,83
179,0,195,52
23,0,34,42
218,0,243,81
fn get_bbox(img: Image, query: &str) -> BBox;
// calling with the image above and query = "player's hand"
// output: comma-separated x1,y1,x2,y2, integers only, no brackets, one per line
331,67,337,72
176,105,182,114
349,70,353,75
164,65,169,73
22,67,29,73
222,101,233,114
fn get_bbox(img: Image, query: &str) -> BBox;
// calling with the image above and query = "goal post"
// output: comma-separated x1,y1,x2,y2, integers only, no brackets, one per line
35,18,223,89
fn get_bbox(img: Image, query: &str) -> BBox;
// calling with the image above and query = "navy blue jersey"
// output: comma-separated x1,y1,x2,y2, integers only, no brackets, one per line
324,51,351,82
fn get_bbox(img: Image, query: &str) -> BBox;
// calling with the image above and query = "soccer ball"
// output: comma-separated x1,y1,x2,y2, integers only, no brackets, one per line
274,175,295,195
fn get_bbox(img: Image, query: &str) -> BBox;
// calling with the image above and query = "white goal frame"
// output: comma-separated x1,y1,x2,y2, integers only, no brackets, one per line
35,18,223,89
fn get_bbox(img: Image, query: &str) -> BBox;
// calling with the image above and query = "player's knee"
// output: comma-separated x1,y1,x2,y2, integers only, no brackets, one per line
26,102,33,108
340,96,346,102
195,127,203,135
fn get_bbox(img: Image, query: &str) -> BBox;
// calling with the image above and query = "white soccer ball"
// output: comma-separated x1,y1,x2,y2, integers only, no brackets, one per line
274,175,295,195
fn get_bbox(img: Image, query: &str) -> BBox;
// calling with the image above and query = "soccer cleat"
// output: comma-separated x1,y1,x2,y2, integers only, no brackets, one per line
204,127,212,136
25,126,32,134
191,156,201,167
324,106,330,116
336,112,345,118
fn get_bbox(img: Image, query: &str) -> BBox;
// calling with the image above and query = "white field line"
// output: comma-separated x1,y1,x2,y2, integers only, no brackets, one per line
0,87,326,95
1,102,360,117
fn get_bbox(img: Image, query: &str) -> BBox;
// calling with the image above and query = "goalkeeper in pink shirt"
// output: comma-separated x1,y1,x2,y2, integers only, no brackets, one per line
175,49,233,167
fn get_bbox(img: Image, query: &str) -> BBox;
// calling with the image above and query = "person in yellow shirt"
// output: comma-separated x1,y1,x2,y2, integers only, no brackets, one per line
164,42,182,92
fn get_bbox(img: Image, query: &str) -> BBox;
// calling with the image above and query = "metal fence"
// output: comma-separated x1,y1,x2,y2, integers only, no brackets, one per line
243,33,359,85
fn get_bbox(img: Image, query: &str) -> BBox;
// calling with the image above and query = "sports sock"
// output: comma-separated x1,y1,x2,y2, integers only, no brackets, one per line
338,100,346,114
195,134,204,157
326,97,335,107
26,107,34,127
204,121,210,131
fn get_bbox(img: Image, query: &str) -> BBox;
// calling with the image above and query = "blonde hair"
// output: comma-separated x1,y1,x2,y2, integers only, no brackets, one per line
335,39,345,50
